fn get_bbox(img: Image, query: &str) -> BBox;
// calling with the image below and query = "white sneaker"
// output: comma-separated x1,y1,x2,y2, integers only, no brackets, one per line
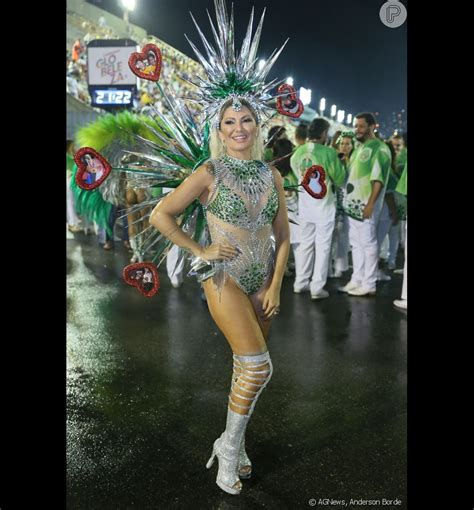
393,299,407,310
338,281,360,293
311,289,329,300
293,286,310,294
393,269,404,275
347,287,376,296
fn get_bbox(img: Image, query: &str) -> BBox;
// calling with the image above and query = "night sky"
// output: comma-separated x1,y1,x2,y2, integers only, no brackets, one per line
86,0,407,131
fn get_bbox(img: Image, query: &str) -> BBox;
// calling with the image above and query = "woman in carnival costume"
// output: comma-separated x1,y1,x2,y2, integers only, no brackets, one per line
74,0,308,495
150,1,298,494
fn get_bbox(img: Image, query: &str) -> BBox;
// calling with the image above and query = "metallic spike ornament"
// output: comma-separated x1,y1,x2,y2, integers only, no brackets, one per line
183,0,291,128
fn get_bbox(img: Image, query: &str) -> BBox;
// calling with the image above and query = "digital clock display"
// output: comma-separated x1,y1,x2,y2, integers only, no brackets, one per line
92,89,133,105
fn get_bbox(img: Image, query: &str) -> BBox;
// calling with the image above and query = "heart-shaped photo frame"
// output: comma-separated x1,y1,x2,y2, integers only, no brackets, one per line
128,43,162,82
123,262,160,298
74,147,112,190
301,165,328,199
276,84,304,118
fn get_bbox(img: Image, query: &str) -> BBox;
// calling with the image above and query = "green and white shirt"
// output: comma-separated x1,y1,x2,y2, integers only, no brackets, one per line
343,138,391,221
290,142,346,223
386,167,407,221
395,162,407,219
396,148,407,176
386,169,398,194
396,162,407,196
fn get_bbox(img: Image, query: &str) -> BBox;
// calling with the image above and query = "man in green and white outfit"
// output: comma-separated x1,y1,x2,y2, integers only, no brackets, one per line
290,118,346,299
393,162,407,310
340,113,391,296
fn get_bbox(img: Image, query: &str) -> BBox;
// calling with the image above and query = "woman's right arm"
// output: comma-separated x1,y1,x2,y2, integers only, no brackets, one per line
149,164,238,262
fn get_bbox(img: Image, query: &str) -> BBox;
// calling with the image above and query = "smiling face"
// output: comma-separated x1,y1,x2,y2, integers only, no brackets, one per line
219,104,258,159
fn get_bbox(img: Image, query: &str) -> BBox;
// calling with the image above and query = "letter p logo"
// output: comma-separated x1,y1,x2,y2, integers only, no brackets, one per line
386,4,401,23
380,1,407,28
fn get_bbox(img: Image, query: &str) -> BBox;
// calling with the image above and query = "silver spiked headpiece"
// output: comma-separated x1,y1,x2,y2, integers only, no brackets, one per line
182,0,290,129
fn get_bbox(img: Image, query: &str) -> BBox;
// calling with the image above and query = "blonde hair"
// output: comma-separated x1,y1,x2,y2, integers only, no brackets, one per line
209,100,264,160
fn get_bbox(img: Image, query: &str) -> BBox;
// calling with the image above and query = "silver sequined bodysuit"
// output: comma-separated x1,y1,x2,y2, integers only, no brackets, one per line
203,154,279,296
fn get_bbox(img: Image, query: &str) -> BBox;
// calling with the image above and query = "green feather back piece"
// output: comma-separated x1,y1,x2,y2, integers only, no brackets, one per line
75,110,164,152
71,111,167,233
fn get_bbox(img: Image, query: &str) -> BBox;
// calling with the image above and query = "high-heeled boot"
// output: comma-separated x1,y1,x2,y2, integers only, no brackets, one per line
233,351,273,479
228,362,252,479
207,351,273,493
206,408,249,494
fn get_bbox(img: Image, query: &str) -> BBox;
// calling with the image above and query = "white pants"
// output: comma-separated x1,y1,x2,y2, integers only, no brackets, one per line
293,219,335,294
401,221,407,300
400,219,407,249
387,222,400,266
377,203,401,265
287,206,301,245
66,172,80,226
348,216,379,290
331,216,349,273
376,203,392,252
166,244,185,283
379,237,389,260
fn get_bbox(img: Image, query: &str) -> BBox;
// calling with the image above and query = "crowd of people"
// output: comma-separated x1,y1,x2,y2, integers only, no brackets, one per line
67,11,207,118
255,117,406,309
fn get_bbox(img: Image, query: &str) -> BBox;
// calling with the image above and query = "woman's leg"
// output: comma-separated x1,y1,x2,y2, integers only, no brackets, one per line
125,189,138,238
202,277,274,492
202,276,268,355
248,272,275,341
228,273,275,479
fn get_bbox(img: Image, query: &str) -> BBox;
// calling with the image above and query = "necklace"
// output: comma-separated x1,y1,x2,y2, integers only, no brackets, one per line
217,154,274,207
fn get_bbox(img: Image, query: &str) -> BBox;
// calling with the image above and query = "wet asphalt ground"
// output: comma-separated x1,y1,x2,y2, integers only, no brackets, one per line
67,232,407,510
